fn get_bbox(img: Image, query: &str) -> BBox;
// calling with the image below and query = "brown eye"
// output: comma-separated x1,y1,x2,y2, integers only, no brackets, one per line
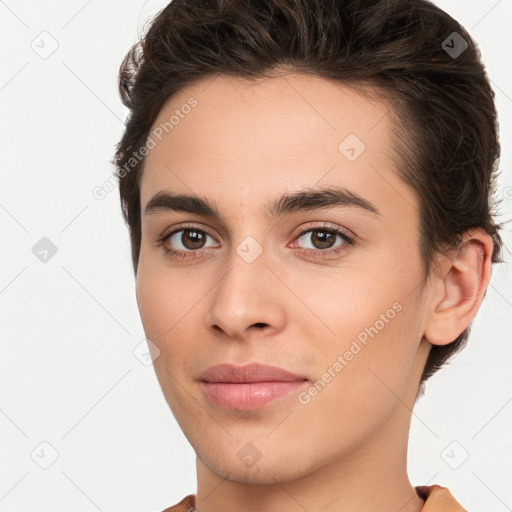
180,229,207,249
297,229,347,250
163,228,218,253
308,230,337,249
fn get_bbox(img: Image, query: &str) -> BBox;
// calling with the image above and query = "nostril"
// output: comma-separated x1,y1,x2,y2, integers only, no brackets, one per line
253,322,267,328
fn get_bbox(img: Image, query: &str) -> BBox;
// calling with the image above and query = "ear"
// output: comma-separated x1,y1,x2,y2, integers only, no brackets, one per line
423,229,494,346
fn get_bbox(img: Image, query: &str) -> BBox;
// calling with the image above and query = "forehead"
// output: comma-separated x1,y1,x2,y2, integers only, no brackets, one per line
139,73,409,218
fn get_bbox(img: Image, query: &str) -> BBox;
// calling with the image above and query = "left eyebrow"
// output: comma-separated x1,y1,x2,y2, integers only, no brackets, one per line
143,186,380,219
265,186,380,217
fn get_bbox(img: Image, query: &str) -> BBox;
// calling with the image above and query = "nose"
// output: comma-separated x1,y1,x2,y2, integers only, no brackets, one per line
204,247,287,341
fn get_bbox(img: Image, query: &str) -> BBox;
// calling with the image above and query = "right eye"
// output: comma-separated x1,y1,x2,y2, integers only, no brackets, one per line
157,225,220,259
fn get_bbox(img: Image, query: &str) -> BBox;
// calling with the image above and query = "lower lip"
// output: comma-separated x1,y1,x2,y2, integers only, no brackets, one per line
200,381,308,410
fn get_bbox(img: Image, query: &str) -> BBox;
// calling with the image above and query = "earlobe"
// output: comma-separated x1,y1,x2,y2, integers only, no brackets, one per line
423,229,493,347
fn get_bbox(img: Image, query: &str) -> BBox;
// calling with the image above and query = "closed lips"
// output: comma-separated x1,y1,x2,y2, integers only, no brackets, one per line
198,362,309,383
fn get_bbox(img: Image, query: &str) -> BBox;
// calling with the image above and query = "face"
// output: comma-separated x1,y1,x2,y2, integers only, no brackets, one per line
136,73,432,484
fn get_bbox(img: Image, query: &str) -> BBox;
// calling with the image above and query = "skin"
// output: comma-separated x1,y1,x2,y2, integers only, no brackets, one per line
135,73,493,512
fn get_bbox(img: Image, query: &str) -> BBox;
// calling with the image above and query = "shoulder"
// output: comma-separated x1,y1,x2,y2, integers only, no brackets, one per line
159,493,197,512
416,484,467,511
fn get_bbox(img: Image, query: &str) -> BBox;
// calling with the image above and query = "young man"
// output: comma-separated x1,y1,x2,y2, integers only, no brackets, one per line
113,0,502,510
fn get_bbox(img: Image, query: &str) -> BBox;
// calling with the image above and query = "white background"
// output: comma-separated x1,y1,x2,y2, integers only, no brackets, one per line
1,1,511,511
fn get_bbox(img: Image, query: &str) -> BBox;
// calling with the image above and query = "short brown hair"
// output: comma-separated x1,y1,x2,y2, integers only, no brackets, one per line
113,0,502,386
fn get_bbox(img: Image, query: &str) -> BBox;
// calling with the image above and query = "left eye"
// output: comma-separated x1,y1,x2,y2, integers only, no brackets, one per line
294,228,350,250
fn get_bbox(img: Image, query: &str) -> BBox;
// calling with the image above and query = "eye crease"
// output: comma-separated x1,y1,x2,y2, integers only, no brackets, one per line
156,222,355,260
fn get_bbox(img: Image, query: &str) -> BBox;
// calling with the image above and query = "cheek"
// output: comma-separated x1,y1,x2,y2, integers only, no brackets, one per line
135,268,200,413
136,270,172,340
286,261,404,347
135,263,213,373
290,259,423,413
294,307,421,451
135,266,192,376
136,253,203,338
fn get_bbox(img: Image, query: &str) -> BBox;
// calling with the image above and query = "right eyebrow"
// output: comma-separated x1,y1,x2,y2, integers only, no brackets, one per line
144,191,220,218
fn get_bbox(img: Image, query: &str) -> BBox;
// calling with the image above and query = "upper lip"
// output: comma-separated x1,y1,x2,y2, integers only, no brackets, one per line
198,362,308,383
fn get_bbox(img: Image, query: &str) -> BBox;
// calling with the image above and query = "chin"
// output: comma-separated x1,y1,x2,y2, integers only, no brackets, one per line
197,442,313,485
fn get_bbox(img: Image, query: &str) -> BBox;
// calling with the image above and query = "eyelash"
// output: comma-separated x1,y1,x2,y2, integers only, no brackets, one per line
156,222,355,260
